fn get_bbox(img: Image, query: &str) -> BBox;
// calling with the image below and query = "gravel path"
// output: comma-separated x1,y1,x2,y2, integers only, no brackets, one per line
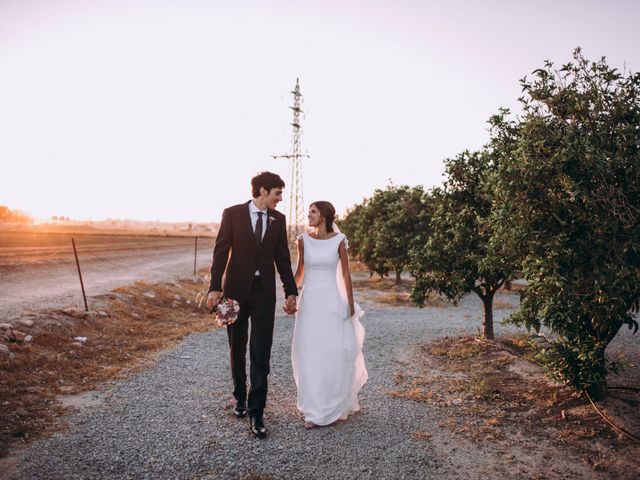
9,292,632,479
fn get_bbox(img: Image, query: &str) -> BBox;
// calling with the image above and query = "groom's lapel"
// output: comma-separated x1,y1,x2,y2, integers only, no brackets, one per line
243,201,257,251
261,209,277,248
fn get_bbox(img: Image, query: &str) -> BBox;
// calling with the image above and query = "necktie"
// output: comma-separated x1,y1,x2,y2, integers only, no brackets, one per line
255,212,263,247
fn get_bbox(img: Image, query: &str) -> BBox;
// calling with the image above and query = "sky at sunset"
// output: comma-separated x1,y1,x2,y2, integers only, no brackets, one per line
1,0,639,223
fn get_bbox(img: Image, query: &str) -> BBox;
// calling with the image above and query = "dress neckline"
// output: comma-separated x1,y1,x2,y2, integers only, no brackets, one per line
305,232,341,241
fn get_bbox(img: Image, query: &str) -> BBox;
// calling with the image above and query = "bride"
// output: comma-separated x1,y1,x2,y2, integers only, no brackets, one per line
291,201,368,429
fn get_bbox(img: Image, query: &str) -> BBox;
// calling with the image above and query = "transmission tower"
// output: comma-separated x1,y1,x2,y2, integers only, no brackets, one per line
272,78,309,244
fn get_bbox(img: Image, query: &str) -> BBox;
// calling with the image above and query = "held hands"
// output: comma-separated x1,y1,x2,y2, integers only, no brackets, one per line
283,295,297,315
210,292,297,315
206,291,222,312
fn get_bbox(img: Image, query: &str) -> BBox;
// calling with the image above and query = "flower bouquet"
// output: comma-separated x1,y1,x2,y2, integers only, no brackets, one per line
212,298,240,326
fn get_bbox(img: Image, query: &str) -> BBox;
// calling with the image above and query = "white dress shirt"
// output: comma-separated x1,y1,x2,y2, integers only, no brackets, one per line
248,200,268,240
249,200,268,275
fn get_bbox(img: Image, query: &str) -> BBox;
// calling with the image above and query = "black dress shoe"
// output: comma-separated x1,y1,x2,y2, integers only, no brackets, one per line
232,401,246,418
250,416,267,439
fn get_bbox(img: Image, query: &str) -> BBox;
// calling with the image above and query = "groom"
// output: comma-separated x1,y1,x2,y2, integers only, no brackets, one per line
207,171,298,438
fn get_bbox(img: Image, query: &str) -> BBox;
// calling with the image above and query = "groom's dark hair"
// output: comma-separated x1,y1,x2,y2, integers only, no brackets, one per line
251,171,285,198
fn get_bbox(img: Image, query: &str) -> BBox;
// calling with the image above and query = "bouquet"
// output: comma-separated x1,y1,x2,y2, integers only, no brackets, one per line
212,298,240,326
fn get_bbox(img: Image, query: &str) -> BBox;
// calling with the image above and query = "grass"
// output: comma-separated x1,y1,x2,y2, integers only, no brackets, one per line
375,292,412,304
492,298,515,310
468,375,492,400
239,474,275,480
411,431,432,441
352,277,415,290
352,275,445,307
425,336,488,359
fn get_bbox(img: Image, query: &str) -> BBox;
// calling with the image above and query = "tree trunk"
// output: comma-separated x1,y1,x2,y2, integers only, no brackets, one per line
586,322,623,400
587,380,608,401
586,347,608,400
395,270,402,286
482,291,495,340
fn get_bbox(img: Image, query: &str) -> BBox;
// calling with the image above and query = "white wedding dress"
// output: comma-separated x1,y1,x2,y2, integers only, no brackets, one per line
291,232,368,426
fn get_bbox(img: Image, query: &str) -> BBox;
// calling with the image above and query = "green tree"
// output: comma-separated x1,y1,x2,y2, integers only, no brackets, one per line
340,201,387,278
340,185,430,284
492,49,640,398
410,149,516,339
368,185,430,285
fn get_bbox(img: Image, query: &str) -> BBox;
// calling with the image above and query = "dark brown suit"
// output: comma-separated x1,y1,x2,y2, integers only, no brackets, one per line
208,201,297,417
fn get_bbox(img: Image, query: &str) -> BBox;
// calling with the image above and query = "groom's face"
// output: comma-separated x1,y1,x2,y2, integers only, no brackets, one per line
263,187,283,210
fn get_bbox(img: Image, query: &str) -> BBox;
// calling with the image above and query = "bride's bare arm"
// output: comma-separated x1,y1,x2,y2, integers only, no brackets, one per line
338,240,355,316
294,238,304,287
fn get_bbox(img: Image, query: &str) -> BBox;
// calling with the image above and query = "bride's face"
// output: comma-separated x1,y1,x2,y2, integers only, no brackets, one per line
307,205,324,227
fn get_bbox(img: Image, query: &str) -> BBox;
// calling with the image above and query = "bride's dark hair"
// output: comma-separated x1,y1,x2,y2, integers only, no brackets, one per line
310,201,336,232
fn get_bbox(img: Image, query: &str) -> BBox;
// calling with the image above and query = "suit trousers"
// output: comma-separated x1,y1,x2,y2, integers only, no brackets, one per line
226,276,275,418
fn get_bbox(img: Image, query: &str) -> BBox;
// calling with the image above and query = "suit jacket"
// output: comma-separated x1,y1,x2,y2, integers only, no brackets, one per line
208,201,298,304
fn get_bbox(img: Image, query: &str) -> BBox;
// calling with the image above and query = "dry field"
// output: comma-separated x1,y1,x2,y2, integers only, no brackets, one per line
0,230,214,269
0,231,216,322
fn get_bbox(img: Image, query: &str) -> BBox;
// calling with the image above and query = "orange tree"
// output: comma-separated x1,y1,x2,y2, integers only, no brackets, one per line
339,200,390,279
492,49,640,398
410,149,516,339
340,185,430,285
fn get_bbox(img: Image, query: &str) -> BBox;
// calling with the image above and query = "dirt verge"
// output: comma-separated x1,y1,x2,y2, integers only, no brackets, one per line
389,334,640,478
0,273,216,455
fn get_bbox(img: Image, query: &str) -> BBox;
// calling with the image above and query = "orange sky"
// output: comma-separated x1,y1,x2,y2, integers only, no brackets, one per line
1,0,639,222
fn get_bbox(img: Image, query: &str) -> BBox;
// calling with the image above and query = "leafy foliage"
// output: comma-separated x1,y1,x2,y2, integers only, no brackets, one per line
492,48,640,397
410,150,516,339
342,49,640,397
340,200,388,278
340,185,430,284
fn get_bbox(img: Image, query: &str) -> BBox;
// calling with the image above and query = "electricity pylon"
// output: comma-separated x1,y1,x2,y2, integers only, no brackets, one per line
272,78,309,244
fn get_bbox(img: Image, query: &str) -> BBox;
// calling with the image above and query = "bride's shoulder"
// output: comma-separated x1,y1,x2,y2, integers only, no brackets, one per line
336,232,349,249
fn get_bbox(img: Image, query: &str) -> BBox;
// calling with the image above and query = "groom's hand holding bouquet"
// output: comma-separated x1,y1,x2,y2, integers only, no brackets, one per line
205,291,240,326
206,291,222,311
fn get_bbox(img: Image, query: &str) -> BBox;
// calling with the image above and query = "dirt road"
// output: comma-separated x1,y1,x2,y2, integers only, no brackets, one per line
0,232,215,321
